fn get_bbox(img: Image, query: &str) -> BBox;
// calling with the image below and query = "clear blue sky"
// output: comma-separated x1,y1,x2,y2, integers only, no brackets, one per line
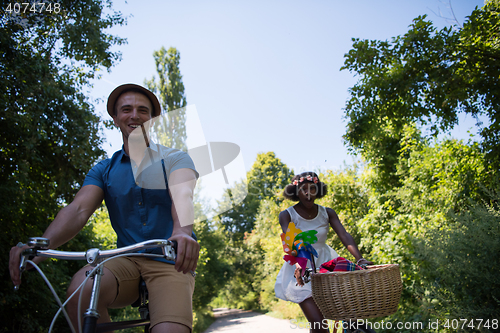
90,0,485,175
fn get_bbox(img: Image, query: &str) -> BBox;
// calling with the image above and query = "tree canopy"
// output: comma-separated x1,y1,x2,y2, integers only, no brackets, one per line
341,2,500,190
0,1,126,331
145,46,188,150
218,152,292,241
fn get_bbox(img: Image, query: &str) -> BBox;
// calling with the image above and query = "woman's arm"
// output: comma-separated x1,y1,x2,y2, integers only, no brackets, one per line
278,210,292,233
327,207,373,265
278,209,305,285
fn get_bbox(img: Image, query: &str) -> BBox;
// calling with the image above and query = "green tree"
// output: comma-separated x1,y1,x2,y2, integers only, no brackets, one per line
354,134,493,331
341,3,500,190
143,46,230,332
414,190,500,328
0,1,126,331
317,165,370,259
246,199,293,311
145,46,188,150
218,152,292,241
190,188,231,328
212,152,292,310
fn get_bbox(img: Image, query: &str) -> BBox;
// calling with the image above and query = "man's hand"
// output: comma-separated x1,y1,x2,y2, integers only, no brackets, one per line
9,244,30,287
169,232,200,274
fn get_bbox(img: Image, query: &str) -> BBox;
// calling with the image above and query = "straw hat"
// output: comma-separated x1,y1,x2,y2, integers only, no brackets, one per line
106,83,162,118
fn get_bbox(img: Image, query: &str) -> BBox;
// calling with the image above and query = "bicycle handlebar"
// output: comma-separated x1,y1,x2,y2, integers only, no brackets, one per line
24,239,177,263
15,238,178,291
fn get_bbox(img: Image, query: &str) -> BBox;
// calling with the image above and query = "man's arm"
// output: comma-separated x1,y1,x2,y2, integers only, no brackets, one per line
42,184,105,248
168,168,200,274
9,185,104,286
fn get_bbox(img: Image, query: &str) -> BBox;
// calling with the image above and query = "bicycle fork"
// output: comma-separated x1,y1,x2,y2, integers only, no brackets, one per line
83,265,103,333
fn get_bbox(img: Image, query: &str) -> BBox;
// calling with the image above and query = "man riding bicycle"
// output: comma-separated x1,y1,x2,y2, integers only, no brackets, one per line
9,83,199,333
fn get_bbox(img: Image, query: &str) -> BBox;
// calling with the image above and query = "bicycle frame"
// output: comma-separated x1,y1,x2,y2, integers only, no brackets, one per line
17,238,177,333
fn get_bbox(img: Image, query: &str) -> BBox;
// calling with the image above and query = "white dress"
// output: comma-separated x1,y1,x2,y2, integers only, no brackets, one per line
274,205,339,303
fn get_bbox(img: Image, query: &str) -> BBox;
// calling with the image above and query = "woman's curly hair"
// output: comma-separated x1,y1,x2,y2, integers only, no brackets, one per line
282,171,328,201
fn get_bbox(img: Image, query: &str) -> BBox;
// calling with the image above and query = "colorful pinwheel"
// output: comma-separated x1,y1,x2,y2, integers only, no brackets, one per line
281,222,318,274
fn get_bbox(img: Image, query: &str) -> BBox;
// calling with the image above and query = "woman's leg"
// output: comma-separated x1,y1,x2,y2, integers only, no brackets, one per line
299,297,329,333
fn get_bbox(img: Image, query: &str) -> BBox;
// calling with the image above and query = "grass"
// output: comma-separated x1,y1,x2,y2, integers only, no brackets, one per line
193,309,216,333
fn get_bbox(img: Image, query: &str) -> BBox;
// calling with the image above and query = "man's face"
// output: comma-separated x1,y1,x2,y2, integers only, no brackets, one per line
113,91,153,139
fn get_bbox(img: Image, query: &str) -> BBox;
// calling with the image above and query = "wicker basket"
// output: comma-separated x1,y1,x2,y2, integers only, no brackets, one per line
311,264,402,320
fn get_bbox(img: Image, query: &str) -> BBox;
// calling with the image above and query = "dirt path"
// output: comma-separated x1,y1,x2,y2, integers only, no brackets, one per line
203,308,308,333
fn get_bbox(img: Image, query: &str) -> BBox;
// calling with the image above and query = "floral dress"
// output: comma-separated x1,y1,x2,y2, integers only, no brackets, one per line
274,205,338,303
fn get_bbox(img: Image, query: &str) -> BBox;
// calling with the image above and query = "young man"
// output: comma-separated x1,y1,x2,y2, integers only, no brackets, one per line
9,83,199,333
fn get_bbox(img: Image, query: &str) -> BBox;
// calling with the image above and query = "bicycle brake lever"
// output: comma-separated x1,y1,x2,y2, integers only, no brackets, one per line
170,240,178,253
14,245,32,291
161,241,177,262
165,240,196,277
14,238,50,291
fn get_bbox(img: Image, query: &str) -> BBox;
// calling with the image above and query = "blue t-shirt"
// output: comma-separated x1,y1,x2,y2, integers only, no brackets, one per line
83,144,198,263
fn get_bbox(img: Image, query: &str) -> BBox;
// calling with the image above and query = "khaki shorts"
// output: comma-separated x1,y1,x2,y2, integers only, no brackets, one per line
103,256,195,330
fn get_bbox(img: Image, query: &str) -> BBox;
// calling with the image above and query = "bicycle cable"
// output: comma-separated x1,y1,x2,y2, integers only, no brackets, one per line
28,252,164,333
50,274,86,333
75,253,164,333
26,260,77,333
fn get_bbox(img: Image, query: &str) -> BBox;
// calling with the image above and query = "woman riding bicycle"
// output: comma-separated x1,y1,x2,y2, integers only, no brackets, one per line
274,172,373,333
